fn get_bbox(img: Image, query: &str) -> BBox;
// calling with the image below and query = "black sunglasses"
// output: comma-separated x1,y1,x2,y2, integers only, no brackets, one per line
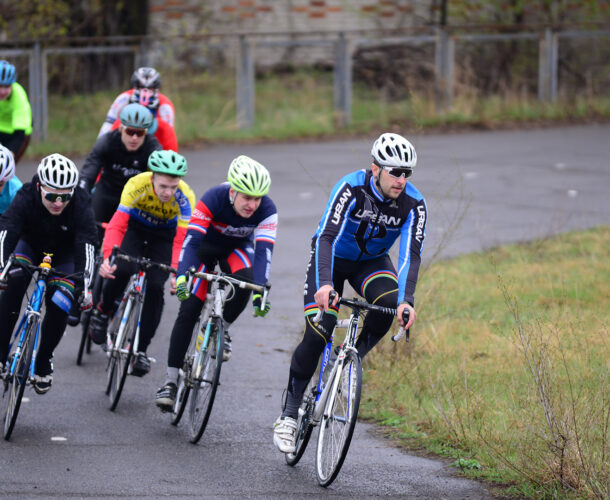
381,166,413,179
124,127,147,137
41,187,73,203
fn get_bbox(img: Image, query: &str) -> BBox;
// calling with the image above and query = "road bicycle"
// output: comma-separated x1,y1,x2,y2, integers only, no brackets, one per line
103,247,175,411
0,253,87,440
168,267,270,444
77,222,107,366
285,292,409,487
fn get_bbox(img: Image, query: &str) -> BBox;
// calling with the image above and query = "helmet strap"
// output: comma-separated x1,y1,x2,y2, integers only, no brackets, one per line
229,188,238,205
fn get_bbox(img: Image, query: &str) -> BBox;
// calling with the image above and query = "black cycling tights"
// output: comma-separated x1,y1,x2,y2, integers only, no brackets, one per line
282,254,398,419
166,267,253,369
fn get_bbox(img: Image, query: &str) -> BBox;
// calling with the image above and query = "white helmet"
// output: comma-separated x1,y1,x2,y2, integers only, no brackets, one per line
371,133,417,169
0,144,15,182
37,153,79,190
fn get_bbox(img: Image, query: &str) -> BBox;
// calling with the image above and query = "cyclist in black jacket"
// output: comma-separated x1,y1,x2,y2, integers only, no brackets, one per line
273,133,427,453
79,103,161,229
0,154,97,394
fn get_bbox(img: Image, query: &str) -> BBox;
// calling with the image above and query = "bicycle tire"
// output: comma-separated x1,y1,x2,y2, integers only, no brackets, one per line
285,382,316,466
3,318,37,441
108,297,138,411
188,319,224,444
315,350,362,487
171,368,190,426
77,271,103,365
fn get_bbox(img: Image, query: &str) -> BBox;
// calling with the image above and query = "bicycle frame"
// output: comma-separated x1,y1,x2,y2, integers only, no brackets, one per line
108,270,146,359
7,273,46,381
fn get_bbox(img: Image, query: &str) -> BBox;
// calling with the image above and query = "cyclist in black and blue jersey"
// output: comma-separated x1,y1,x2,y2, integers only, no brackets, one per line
273,132,427,453
155,155,278,411
0,154,96,394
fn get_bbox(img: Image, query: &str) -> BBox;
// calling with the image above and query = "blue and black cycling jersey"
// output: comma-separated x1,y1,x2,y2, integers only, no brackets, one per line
313,169,427,306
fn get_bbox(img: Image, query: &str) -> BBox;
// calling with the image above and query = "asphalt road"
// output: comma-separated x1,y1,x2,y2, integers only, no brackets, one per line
1,124,608,498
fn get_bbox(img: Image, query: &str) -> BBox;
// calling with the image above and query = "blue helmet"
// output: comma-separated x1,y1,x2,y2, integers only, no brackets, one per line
119,103,154,129
0,61,16,86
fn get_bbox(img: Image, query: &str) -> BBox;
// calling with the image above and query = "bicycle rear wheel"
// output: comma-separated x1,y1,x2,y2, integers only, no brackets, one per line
77,273,103,365
3,319,37,441
171,364,190,426
315,350,362,487
108,297,138,411
188,319,224,443
285,383,316,466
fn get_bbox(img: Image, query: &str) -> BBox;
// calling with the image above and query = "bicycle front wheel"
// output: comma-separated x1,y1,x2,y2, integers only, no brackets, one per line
171,365,190,426
108,298,138,411
3,318,37,441
315,350,362,487
285,383,316,467
77,273,103,365
188,319,224,444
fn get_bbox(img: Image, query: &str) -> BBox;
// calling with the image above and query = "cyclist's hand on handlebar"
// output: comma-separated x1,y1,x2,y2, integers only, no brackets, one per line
252,293,270,317
314,284,337,312
175,275,190,301
397,303,416,329
99,258,117,279
80,290,93,311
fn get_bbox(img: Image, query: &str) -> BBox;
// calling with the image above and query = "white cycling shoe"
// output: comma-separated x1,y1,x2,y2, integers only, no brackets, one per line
273,416,297,454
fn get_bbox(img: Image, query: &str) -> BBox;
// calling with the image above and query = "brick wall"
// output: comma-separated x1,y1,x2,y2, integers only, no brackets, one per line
147,1,428,67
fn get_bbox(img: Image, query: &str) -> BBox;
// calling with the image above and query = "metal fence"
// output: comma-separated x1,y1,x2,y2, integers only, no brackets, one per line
1,27,609,140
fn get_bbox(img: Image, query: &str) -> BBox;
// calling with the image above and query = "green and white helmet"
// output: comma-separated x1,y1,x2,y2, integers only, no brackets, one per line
227,155,270,197
148,150,188,177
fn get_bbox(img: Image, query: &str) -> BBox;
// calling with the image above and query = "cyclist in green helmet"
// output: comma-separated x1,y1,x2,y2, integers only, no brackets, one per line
89,150,196,376
0,60,32,163
155,155,278,411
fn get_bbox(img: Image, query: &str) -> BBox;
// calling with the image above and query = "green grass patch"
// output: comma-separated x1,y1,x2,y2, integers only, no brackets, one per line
360,226,609,499
26,70,610,158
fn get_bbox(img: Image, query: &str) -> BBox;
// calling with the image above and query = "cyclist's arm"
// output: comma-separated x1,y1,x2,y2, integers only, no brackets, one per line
314,181,357,290
102,209,128,260
2,130,25,155
252,209,278,286
170,183,196,269
99,92,129,137
157,95,175,127
73,189,99,286
0,187,28,266
396,197,427,308
176,197,213,276
79,134,109,192
154,119,178,152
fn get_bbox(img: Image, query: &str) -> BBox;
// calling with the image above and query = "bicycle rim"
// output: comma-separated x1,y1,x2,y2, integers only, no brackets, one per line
105,297,129,395
315,350,362,487
3,319,37,441
188,320,223,443
108,298,137,411
171,368,190,426
285,385,316,467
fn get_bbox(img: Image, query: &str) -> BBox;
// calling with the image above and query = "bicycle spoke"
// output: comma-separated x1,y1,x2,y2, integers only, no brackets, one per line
188,321,223,444
315,351,362,487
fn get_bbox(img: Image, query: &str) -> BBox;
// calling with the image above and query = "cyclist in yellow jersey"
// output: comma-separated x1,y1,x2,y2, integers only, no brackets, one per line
0,61,32,163
89,151,195,376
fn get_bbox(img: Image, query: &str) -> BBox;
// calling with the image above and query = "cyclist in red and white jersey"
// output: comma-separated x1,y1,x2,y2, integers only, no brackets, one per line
98,67,177,152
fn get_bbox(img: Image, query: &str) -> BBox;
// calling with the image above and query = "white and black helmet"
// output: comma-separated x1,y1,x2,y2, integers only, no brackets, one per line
37,153,79,190
131,67,161,89
371,133,417,169
0,144,15,182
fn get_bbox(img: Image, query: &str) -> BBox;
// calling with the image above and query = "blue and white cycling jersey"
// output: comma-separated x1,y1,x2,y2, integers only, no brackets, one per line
313,169,427,305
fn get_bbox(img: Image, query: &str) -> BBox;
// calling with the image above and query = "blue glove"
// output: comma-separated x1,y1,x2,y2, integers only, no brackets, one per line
176,275,190,302
252,293,270,317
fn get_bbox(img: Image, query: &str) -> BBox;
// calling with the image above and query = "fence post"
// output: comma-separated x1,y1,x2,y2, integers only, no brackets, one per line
41,48,48,141
333,32,352,128
236,35,254,130
28,42,41,140
434,28,454,113
538,28,558,102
